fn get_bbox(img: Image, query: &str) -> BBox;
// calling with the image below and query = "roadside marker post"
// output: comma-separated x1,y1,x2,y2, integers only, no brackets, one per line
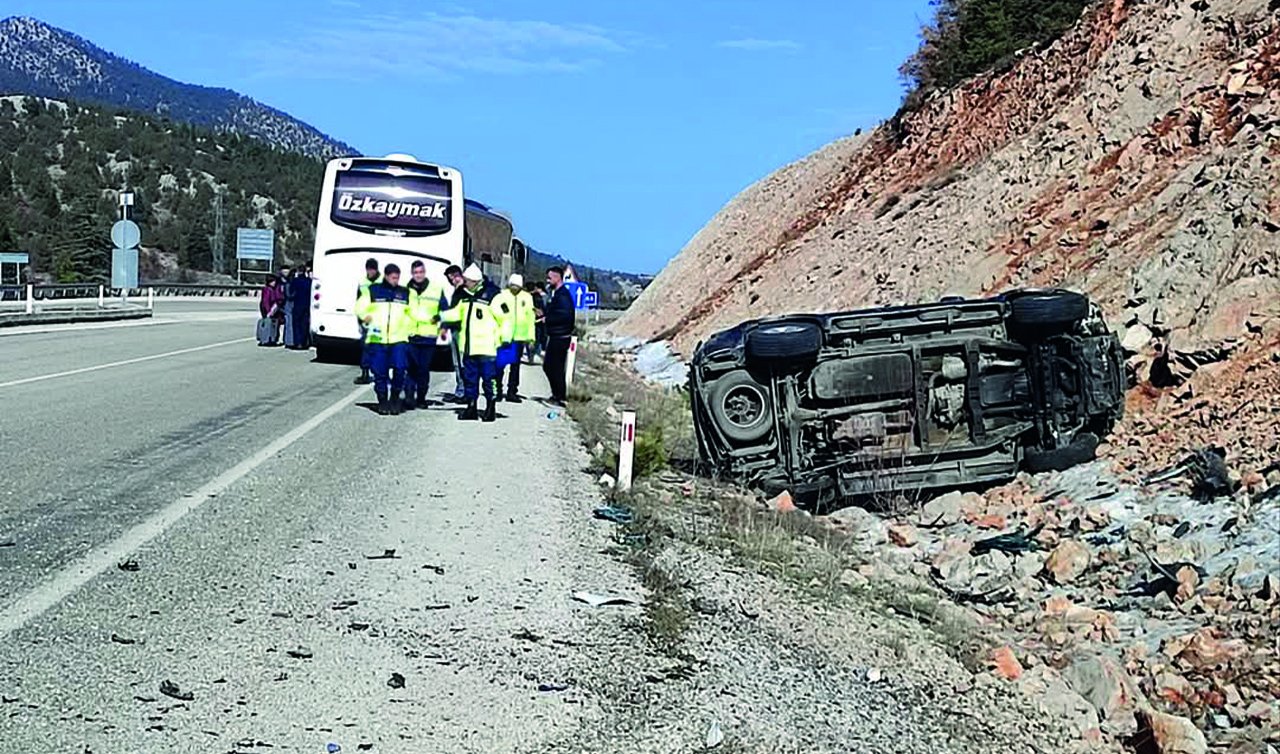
147,287,154,310
98,285,105,308
566,336,578,388
24,284,32,314
618,411,636,492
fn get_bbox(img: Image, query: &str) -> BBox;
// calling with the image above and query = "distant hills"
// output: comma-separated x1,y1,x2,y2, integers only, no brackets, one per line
0,16,353,160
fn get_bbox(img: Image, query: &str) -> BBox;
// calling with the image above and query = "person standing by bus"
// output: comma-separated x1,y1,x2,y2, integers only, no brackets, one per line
353,258,381,385
356,263,412,415
441,264,467,404
542,266,576,406
529,282,547,364
405,260,448,410
439,264,501,422
493,274,536,402
288,265,312,350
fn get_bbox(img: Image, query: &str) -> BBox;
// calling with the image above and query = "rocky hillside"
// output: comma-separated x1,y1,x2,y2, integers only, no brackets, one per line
618,0,1279,374
0,16,353,160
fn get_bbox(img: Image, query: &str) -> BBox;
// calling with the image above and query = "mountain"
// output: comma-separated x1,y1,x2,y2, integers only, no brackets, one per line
0,95,323,282
0,16,354,160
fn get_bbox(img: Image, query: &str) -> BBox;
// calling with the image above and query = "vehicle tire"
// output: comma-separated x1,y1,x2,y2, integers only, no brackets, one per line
706,370,773,443
314,345,340,364
1005,289,1089,334
745,320,822,363
1023,432,1099,474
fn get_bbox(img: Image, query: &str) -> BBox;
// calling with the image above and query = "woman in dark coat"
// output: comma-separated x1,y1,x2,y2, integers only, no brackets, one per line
288,266,312,350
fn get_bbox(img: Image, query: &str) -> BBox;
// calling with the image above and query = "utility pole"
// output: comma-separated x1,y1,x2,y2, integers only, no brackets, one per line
213,188,225,274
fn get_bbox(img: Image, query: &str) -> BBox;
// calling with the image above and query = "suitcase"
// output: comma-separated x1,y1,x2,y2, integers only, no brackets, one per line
256,316,276,345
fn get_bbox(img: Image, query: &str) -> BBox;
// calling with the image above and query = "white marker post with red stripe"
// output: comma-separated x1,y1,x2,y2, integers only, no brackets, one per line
565,336,579,388
618,410,637,492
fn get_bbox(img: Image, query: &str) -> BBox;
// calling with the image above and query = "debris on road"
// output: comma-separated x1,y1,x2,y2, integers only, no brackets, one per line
537,682,571,693
109,633,139,646
364,549,399,560
571,590,635,608
593,504,635,524
387,673,405,689
330,599,359,611
421,563,446,575
117,559,140,572
704,721,725,749
511,628,543,642
158,680,193,702
286,647,314,660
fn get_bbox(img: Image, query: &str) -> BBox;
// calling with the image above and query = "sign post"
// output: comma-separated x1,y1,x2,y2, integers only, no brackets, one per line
565,336,578,388
618,411,636,492
236,228,275,283
110,219,142,300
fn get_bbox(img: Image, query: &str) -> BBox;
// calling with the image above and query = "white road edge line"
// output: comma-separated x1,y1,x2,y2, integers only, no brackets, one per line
0,385,367,638
0,337,254,389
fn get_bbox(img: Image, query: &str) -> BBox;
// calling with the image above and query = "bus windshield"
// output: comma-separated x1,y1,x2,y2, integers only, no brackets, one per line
331,169,452,235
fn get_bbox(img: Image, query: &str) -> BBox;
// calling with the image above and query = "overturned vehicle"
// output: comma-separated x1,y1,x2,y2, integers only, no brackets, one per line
689,289,1126,509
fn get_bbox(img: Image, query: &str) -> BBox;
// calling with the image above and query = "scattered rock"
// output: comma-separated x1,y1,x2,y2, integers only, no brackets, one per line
158,680,194,702
1138,709,1206,754
839,569,869,590
387,672,406,689
887,523,919,548
918,491,966,526
991,646,1024,680
767,491,796,513
1063,652,1140,737
1044,540,1091,584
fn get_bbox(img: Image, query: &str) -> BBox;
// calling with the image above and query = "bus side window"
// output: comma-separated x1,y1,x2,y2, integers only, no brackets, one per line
463,230,473,266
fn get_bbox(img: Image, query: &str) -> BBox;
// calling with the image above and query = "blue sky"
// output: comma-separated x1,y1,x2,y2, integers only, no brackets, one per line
10,0,932,274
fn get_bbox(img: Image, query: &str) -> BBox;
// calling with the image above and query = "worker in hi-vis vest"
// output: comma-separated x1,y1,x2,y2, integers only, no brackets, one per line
353,257,382,386
354,263,412,415
403,260,449,411
438,264,502,422
492,273,537,403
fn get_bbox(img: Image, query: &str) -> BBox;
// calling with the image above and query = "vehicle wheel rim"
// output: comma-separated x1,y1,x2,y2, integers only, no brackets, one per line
722,385,765,428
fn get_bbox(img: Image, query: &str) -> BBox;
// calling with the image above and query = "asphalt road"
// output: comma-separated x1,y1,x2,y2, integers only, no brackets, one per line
0,300,637,752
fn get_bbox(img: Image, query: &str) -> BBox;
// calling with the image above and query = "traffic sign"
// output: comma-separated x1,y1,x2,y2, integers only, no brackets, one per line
111,247,139,289
0,252,28,265
236,228,274,261
111,220,141,249
582,291,598,308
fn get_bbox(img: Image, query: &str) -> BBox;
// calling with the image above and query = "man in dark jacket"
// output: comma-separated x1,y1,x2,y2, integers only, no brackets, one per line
541,266,576,406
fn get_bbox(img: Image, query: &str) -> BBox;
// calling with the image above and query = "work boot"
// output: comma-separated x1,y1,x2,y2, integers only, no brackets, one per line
400,395,415,412
458,401,479,421
506,390,522,404
416,395,431,409
353,368,372,385
375,395,390,415
389,396,404,415
482,398,496,423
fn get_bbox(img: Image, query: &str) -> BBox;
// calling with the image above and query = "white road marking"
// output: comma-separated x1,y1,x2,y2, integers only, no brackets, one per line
0,385,366,637
0,337,254,389
0,312,256,338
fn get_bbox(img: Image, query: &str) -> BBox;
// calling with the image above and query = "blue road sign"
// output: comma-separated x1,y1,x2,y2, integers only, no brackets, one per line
236,228,275,261
111,220,141,249
582,291,598,309
0,252,29,265
111,247,139,289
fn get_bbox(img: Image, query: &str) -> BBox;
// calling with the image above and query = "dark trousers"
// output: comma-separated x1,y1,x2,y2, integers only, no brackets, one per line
496,343,523,396
450,336,466,397
360,337,373,371
369,343,408,401
407,338,436,401
543,335,571,401
461,356,496,401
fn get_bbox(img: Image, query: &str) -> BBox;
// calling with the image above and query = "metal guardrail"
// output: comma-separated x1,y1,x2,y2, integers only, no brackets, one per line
0,283,259,302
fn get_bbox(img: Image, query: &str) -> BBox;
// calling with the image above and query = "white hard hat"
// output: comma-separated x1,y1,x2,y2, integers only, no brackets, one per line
509,273,524,287
463,264,483,281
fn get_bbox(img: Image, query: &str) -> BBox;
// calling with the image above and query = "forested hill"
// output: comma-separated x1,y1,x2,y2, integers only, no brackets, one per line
0,16,353,160
0,95,323,282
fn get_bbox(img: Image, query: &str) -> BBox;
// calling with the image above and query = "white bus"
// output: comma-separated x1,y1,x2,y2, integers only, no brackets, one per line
308,153,518,361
